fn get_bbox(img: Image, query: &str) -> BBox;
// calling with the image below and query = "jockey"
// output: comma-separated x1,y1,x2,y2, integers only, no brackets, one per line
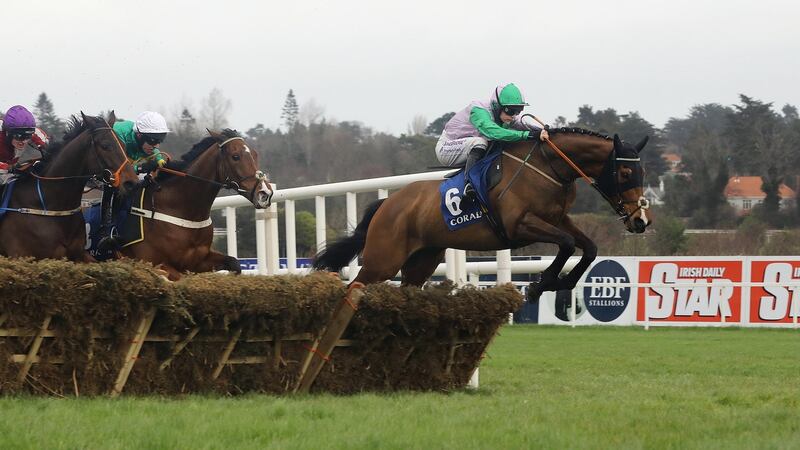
112,111,170,173
435,83,549,199
0,105,50,173
97,111,171,252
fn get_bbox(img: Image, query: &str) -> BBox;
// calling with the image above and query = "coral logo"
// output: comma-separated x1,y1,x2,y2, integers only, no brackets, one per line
582,260,631,322
750,260,800,324
637,260,743,323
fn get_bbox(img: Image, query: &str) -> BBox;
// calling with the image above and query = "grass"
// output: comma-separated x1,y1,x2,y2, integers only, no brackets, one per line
1,326,798,449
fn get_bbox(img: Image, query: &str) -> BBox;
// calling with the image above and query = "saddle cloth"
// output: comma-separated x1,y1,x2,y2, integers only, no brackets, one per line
84,188,144,260
439,152,503,231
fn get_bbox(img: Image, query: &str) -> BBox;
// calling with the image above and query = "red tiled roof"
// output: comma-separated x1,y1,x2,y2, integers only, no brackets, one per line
724,176,797,199
662,153,681,162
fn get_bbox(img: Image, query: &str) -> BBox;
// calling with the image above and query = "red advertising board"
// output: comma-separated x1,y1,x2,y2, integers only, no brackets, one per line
637,260,743,323
749,259,800,324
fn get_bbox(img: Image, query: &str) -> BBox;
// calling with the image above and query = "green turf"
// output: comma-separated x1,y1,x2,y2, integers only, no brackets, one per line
1,326,798,449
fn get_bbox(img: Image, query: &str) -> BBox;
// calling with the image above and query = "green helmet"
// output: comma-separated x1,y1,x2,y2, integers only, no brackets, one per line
496,83,528,107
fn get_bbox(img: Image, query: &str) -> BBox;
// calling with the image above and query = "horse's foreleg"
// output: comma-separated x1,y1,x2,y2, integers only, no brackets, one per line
554,215,597,291
513,212,576,302
196,250,242,274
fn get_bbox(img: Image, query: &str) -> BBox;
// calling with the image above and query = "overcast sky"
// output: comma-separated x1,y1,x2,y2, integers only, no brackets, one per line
2,0,797,135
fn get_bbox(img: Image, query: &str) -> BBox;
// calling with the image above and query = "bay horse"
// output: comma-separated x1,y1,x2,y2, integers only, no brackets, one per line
313,128,651,301
0,112,138,261
118,129,272,280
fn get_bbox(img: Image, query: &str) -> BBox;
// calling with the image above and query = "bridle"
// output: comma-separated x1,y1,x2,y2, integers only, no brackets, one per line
217,136,270,201
28,119,132,189
156,136,270,202
503,115,649,223
595,147,650,222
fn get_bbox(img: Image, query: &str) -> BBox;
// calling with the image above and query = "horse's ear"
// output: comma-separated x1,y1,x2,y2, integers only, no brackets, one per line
635,136,649,153
207,128,222,140
613,134,622,150
107,110,117,126
80,111,88,121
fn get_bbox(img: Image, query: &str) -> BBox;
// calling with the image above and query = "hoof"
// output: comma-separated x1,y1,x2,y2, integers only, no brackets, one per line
526,282,545,303
222,256,242,274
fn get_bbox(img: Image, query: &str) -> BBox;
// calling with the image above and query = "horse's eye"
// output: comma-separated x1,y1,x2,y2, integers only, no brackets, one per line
232,154,241,161
100,143,111,151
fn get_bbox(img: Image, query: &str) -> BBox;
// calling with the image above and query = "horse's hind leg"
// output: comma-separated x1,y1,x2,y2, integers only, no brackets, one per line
401,247,445,287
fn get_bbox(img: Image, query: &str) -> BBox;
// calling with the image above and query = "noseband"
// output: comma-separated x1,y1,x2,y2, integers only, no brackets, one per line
216,136,269,200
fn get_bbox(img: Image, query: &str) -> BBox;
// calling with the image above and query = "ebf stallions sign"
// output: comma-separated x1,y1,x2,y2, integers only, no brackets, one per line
582,259,631,322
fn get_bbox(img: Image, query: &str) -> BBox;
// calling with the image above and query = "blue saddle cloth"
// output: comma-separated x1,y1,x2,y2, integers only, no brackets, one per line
439,154,497,231
83,196,135,261
0,181,16,220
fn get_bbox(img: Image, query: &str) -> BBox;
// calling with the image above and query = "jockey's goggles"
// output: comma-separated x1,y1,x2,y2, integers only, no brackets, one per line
9,129,34,140
142,133,166,145
502,105,524,116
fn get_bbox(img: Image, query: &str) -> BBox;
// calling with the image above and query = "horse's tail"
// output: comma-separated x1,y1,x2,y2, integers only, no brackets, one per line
312,199,386,272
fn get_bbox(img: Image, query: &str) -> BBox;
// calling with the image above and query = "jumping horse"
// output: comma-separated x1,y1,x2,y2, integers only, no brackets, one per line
0,112,138,261
313,127,652,301
117,129,273,280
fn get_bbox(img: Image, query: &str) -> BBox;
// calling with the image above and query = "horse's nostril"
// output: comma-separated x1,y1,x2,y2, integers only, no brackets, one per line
633,218,646,233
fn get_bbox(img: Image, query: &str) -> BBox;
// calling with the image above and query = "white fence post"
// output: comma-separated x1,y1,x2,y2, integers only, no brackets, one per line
455,250,467,287
255,209,267,275
225,206,237,258
378,189,389,199
497,250,512,324
267,201,279,275
284,199,297,274
445,249,456,283
346,192,358,282
315,195,326,252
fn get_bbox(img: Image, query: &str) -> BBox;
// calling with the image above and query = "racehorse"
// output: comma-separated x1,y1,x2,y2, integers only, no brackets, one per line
313,127,652,301
117,129,272,280
0,112,138,261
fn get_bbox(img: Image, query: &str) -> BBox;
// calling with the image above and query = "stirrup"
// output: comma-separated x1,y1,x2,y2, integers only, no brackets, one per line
463,182,477,200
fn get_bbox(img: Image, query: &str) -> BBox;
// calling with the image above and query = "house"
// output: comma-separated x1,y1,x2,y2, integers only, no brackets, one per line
724,176,797,215
643,177,665,206
662,153,682,174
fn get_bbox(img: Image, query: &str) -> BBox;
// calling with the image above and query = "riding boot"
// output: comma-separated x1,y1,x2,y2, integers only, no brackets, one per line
462,144,487,200
97,188,120,252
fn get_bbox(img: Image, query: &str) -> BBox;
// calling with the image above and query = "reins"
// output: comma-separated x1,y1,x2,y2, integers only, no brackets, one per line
26,121,131,189
523,115,646,222
154,136,266,197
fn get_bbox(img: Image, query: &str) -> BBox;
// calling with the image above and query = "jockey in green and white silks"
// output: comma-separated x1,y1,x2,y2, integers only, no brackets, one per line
435,83,549,199
112,111,169,173
97,111,171,252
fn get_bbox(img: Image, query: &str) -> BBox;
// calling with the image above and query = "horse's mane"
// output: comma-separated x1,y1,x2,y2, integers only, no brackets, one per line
42,115,88,160
548,127,612,141
156,129,242,183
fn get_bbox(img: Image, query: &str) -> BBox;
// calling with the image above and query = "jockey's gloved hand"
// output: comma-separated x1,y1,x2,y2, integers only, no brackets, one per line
526,129,543,141
138,160,159,174
157,159,167,168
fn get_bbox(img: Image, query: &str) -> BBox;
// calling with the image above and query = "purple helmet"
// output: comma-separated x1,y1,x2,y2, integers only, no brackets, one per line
2,105,36,131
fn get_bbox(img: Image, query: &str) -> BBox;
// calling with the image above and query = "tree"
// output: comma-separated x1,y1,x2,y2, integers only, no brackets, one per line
407,114,427,136
424,112,455,136
281,89,299,131
726,95,793,226
298,98,325,126
664,103,732,152
199,87,232,130
33,92,65,138
177,108,197,136
571,106,667,177
650,214,687,255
